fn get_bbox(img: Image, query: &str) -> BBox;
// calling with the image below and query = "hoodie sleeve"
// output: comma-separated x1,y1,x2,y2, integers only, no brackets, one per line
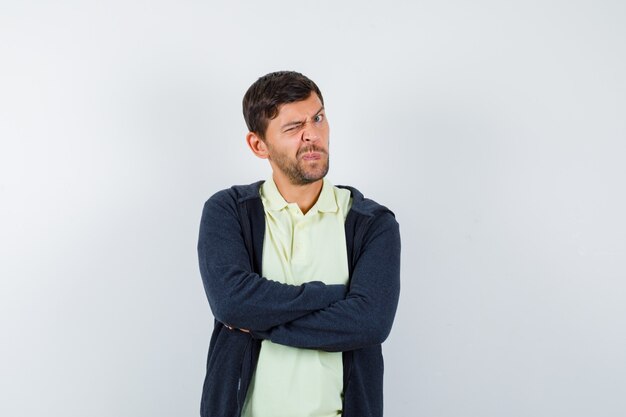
198,189,346,332
253,210,401,351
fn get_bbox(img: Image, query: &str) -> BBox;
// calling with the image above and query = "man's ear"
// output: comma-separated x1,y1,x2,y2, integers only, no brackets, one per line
246,131,269,159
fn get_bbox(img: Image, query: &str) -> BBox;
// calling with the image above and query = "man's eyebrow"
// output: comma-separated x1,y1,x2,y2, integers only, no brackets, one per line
281,119,305,130
280,106,325,130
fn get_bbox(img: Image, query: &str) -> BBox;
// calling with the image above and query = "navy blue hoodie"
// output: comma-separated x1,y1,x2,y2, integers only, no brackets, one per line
198,181,401,417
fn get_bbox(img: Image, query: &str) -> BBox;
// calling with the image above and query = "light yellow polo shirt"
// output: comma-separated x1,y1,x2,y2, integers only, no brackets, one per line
241,177,352,417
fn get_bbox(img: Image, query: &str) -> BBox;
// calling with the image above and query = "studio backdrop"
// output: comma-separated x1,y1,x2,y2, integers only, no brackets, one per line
1,1,625,416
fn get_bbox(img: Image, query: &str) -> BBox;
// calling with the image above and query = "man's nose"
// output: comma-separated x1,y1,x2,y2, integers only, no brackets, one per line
301,123,320,142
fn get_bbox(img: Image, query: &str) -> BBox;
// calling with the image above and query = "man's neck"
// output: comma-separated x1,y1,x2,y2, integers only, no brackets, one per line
272,175,324,215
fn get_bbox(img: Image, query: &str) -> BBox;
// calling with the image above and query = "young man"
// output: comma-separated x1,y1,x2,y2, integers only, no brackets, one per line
197,71,401,417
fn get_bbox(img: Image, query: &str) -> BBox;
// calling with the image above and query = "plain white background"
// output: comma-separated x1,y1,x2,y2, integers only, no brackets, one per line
1,1,625,416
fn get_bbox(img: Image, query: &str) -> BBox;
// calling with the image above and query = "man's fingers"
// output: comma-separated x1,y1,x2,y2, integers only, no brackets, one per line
224,324,249,333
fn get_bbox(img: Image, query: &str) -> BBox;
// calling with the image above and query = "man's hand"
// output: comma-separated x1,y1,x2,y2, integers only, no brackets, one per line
224,324,250,333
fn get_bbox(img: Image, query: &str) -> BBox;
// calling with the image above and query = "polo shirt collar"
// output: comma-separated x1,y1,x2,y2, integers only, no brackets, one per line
262,177,338,214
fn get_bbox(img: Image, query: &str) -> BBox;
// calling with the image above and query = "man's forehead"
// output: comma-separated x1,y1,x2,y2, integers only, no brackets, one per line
276,94,324,119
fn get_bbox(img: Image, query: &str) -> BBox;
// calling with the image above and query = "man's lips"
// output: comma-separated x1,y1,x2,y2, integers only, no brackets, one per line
299,147,326,161
301,152,322,161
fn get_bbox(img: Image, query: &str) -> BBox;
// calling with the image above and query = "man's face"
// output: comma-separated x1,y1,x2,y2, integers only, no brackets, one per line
262,93,329,186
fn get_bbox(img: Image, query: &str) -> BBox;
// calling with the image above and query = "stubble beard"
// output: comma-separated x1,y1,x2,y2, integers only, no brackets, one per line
269,145,330,186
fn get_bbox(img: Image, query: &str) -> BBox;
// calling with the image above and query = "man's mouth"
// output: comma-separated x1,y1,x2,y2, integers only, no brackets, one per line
299,147,326,161
301,152,321,161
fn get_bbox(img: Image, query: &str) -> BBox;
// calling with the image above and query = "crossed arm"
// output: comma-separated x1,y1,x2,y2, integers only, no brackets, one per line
198,190,401,351
253,212,401,352
198,192,346,331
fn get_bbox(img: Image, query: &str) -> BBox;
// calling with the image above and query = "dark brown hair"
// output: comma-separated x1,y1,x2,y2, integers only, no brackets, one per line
242,71,324,139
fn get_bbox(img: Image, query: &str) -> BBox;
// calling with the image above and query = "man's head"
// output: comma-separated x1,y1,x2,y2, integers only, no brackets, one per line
243,71,330,186
243,71,324,140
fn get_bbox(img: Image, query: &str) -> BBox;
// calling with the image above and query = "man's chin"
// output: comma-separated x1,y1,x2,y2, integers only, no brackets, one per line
303,165,329,182
291,170,328,186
